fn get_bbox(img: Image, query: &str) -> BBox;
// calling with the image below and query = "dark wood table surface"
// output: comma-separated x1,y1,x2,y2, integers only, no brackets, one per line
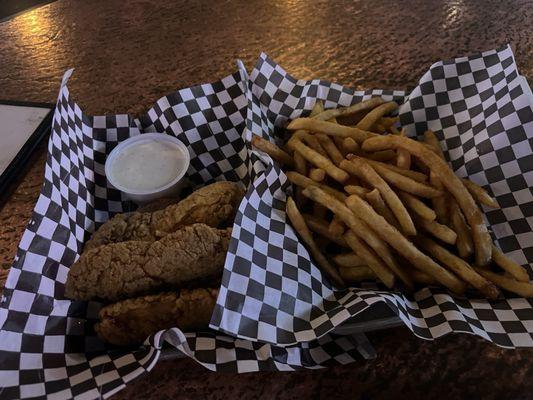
0,1,532,399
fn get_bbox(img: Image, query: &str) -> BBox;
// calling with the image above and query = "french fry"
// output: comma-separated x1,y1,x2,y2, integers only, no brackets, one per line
365,189,400,229
423,131,451,225
462,179,499,209
364,159,428,182
417,237,500,299
449,201,474,258
252,135,294,167
475,269,533,297
423,130,445,158
329,215,346,236
304,214,348,248
362,135,493,266
342,137,360,153
317,134,344,166
396,129,411,169
356,101,399,131
360,160,443,198
430,171,449,225
293,151,307,206
287,118,375,143
344,231,395,288
302,186,414,288
332,253,366,267
313,98,385,121
309,168,326,182
340,158,416,236
343,192,466,293
302,133,328,157
286,171,346,201
380,116,400,128
339,266,376,282
397,191,436,221
492,244,529,282
414,215,457,245
310,99,324,116
287,139,349,183
344,185,370,197
286,197,345,288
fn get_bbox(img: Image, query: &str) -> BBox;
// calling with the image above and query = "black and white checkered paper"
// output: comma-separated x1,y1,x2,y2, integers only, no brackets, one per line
212,45,533,347
0,45,532,399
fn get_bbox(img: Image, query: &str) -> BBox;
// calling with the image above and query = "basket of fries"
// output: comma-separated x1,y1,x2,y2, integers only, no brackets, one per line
0,45,532,399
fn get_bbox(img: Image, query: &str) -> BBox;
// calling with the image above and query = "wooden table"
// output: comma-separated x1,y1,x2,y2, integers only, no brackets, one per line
1,1,532,398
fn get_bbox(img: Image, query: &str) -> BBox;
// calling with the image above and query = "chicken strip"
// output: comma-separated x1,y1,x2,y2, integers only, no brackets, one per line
65,224,231,301
95,288,218,346
84,181,244,251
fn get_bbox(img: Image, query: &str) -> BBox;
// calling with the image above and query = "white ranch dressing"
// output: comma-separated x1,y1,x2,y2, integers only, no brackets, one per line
109,140,187,191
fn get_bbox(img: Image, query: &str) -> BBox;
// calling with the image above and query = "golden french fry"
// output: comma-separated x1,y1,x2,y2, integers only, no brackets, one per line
302,133,328,157
302,186,414,289
310,100,325,116
293,151,308,206
417,237,500,299
396,129,411,169
304,214,348,248
329,215,346,236
317,134,344,166
286,171,346,201
343,193,466,293
362,135,493,266
363,158,428,183
423,132,450,225
475,268,533,297
342,137,360,153
286,197,345,288
380,116,400,128
423,130,445,158
397,191,436,221
363,160,443,198
344,231,395,288
287,139,349,184
492,244,529,282
356,101,399,131
365,189,400,229
313,98,385,121
333,136,348,156
332,252,366,267
339,265,376,283
462,179,499,209
430,171,449,225
374,123,387,134
309,168,326,182
414,215,457,245
344,185,370,197
449,201,474,258
287,118,375,143
340,158,416,236
252,135,294,167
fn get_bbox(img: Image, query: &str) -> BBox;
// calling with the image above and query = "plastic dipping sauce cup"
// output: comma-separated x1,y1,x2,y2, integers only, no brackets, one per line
105,133,190,204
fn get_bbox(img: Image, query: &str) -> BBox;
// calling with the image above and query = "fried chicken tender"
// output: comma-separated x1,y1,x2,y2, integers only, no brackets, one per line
65,224,231,301
95,288,218,346
84,181,244,251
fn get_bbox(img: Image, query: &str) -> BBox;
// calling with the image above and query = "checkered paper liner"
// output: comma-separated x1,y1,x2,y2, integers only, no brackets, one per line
211,45,533,346
0,45,531,400
0,69,368,400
